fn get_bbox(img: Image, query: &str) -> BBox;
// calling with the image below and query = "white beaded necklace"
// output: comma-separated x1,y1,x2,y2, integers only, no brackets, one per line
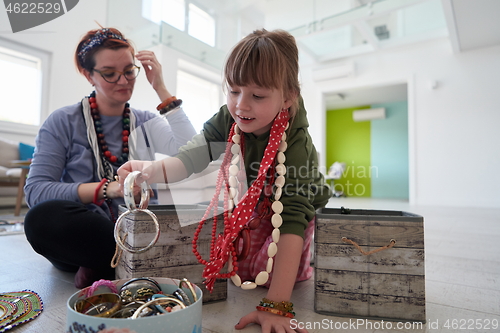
192,110,290,292
228,120,289,290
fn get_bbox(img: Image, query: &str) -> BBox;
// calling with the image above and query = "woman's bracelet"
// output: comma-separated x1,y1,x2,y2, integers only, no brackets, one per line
156,96,177,111
158,99,183,115
256,305,295,318
102,179,112,202
93,178,108,205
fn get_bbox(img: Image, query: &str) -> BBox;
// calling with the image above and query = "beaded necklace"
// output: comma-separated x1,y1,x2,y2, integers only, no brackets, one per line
88,91,130,165
192,110,289,292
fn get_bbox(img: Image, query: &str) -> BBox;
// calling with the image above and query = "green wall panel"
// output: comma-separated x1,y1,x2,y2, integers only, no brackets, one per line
326,106,371,197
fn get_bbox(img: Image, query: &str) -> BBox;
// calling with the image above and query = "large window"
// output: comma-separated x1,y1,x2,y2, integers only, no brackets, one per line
0,46,41,126
176,66,221,133
143,0,216,46
0,38,49,131
188,3,215,47
144,0,185,31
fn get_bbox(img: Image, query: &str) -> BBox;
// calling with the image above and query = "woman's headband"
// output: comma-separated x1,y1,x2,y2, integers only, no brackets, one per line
77,28,128,65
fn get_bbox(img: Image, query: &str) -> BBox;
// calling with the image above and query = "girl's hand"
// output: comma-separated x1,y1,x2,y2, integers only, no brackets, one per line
105,180,154,204
118,158,186,187
235,310,308,333
135,50,167,94
117,160,155,187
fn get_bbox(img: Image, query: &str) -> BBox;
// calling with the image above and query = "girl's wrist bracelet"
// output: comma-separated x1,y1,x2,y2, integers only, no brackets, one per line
259,298,294,313
256,305,295,318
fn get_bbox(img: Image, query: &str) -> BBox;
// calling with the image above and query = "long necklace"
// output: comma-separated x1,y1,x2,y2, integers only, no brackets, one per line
192,110,289,292
89,91,130,165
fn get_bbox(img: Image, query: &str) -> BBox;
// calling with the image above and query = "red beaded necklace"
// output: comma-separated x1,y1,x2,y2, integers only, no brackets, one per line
192,110,289,292
88,91,130,164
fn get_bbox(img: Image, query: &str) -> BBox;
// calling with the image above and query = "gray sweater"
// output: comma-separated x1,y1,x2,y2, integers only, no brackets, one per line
25,102,196,218
176,99,331,237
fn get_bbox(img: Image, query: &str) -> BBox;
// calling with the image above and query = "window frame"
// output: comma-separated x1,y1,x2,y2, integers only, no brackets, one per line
0,37,50,136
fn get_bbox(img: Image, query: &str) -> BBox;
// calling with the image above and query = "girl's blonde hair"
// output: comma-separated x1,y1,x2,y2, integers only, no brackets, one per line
224,29,300,118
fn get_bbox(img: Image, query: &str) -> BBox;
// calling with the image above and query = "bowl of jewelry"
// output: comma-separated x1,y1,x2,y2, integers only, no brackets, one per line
66,277,202,333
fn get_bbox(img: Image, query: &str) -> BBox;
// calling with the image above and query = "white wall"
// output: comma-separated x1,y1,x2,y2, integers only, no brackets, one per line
1,1,498,209
0,0,227,145
0,0,108,144
300,38,500,209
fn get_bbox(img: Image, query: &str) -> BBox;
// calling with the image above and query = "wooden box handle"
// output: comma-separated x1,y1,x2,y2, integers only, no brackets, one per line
342,237,396,255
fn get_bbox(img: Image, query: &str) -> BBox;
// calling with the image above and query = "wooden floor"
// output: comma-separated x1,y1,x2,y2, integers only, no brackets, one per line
0,198,499,333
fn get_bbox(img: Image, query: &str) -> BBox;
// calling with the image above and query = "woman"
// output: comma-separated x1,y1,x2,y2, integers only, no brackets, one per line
23,28,196,288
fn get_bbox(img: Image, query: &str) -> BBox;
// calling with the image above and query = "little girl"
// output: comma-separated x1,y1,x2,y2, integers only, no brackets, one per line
118,28,331,333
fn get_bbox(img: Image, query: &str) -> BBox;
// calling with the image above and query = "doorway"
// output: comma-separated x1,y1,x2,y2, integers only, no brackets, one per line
324,83,409,200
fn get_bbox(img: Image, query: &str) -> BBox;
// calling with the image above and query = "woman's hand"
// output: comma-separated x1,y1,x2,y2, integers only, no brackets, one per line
235,310,308,333
135,50,169,98
105,181,122,200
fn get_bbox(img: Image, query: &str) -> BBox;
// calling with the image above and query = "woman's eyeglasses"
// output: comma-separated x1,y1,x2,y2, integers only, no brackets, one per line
93,65,141,83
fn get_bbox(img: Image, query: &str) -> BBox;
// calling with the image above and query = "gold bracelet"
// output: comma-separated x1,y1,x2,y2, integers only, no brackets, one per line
259,297,294,313
74,293,122,318
179,278,198,303
256,305,294,318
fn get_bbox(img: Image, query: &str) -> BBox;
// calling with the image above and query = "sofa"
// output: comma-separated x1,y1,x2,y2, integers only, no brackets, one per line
0,137,33,215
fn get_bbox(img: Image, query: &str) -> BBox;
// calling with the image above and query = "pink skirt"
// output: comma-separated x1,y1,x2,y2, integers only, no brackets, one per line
235,214,315,288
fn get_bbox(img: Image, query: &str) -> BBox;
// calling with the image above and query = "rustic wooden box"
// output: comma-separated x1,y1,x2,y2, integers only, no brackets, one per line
115,204,227,303
314,207,425,322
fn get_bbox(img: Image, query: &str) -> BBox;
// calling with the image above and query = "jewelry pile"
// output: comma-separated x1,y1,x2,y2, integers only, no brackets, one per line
111,171,160,267
74,278,197,319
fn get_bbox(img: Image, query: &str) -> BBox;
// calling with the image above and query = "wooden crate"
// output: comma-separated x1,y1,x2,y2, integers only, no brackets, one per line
115,204,227,303
314,207,425,321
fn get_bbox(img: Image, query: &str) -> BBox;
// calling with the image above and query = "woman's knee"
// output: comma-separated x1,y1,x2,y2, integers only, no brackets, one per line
24,200,82,238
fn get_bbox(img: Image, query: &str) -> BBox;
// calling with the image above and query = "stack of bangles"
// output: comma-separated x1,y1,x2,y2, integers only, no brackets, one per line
256,297,295,318
156,96,183,115
74,277,197,319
